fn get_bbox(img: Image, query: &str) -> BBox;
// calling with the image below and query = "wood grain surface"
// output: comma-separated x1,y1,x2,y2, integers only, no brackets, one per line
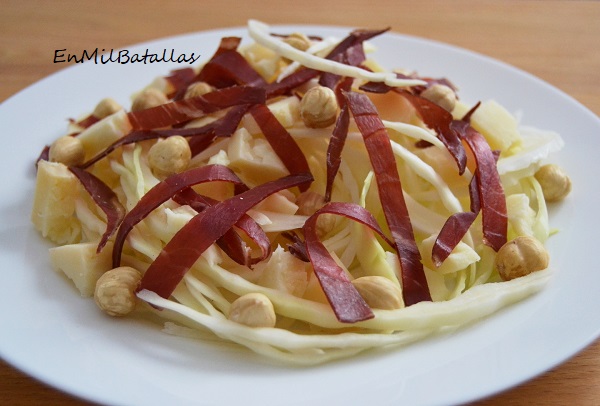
1,1,599,405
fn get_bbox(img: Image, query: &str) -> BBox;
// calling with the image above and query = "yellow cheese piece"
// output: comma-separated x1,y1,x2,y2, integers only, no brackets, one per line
257,246,309,297
49,241,113,297
241,96,301,133
77,109,133,160
454,100,522,153
241,42,285,81
266,96,301,129
227,127,289,186
254,190,298,215
31,160,81,245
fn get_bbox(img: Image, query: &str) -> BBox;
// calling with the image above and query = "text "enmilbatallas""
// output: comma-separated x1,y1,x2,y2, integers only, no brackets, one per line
53,48,201,65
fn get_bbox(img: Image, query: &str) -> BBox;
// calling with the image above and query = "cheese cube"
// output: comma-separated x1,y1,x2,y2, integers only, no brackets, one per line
31,161,81,245
49,241,114,297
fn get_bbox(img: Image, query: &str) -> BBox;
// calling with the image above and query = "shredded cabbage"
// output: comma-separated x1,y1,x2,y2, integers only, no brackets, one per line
248,20,426,88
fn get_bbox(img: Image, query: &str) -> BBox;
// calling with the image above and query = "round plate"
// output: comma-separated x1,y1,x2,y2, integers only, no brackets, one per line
1,24,598,406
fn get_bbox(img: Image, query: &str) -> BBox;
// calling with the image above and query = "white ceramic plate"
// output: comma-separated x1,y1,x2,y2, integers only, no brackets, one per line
1,24,599,406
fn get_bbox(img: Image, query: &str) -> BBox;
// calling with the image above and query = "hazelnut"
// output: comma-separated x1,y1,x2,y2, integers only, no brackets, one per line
296,191,326,216
351,276,404,310
147,136,192,178
92,98,122,119
300,86,339,128
494,236,549,281
184,82,213,99
283,32,311,52
48,136,85,167
228,293,276,328
131,88,168,112
421,84,457,112
94,266,142,317
296,191,334,236
534,164,572,202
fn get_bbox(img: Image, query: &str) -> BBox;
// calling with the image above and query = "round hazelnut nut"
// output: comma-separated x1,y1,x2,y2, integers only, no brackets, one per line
351,276,404,310
494,236,549,281
184,82,213,99
315,214,336,237
48,136,85,167
295,191,335,236
131,88,168,112
295,191,326,216
94,266,142,317
93,98,122,119
228,293,276,328
147,136,192,178
283,32,311,52
300,86,339,128
534,164,572,202
421,84,457,112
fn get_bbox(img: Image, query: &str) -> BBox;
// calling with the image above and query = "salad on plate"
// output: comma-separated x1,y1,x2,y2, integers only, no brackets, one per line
30,19,571,365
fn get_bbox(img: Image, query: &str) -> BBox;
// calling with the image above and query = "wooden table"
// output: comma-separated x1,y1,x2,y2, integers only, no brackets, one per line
1,1,599,404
